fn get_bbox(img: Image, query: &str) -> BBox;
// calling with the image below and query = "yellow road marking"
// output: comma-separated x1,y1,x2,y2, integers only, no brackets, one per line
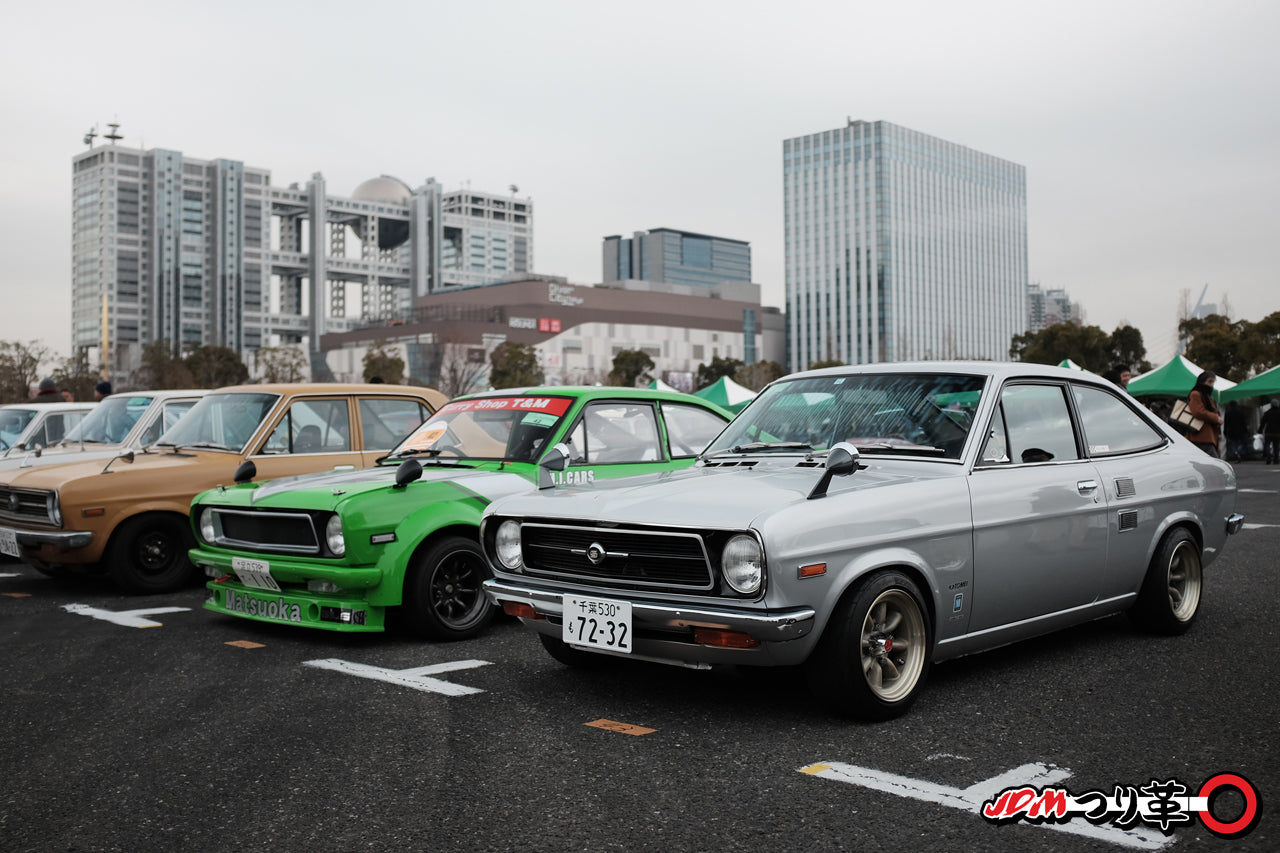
226,640,265,649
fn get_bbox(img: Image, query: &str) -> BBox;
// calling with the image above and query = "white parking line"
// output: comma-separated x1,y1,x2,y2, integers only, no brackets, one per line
1242,523,1278,529
62,603,191,628
800,760,1171,850
302,658,492,695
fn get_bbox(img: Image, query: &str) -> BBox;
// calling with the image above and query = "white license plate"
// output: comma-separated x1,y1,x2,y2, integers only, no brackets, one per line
562,595,632,653
232,556,280,592
0,527,18,559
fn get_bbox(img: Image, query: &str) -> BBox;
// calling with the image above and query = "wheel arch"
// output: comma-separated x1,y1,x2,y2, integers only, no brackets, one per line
818,549,938,651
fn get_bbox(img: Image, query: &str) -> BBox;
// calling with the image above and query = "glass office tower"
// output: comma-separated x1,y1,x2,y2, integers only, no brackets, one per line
783,120,1027,370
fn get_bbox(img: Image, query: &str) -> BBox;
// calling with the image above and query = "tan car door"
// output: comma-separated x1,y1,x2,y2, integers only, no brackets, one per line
247,396,364,479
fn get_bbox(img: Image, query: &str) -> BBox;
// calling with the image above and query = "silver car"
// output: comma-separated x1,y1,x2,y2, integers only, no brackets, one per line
481,362,1243,720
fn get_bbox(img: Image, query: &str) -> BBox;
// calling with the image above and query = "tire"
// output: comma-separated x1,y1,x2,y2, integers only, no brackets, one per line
538,634,612,669
805,570,932,721
401,536,494,640
107,514,200,594
1130,528,1203,635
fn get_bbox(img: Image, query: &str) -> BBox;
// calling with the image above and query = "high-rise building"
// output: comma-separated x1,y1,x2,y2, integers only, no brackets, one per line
70,138,532,378
1027,283,1079,332
603,228,751,288
783,120,1027,370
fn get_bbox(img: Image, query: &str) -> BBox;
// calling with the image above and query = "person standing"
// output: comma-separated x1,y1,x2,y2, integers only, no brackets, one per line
1223,400,1249,462
30,377,62,404
94,381,113,401
1186,371,1223,457
1261,399,1280,465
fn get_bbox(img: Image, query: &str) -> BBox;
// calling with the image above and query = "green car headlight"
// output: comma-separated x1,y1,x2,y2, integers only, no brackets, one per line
199,508,216,543
325,514,346,557
722,534,763,594
495,520,523,570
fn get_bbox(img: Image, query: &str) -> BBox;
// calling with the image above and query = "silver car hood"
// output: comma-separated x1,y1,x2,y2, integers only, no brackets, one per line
490,457,959,529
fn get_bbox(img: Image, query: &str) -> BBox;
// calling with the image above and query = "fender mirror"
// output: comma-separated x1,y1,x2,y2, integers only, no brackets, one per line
807,442,861,500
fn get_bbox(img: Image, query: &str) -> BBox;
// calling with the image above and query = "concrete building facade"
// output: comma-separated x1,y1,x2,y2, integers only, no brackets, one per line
1027,283,1079,332
70,140,532,379
603,228,751,289
322,277,775,393
783,120,1028,370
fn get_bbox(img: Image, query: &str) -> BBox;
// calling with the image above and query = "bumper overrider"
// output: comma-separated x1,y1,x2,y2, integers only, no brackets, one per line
192,546,385,632
483,578,818,667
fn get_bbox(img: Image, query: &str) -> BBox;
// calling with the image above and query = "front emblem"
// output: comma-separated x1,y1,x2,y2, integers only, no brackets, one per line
586,542,607,565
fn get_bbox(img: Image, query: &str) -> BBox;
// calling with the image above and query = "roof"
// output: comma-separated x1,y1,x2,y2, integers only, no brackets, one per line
209,382,448,410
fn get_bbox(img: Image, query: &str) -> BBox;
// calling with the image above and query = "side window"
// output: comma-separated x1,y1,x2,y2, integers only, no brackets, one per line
359,398,428,449
1071,385,1165,456
142,400,198,445
982,384,1079,465
661,402,727,457
575,402,662,464
262,399,352,454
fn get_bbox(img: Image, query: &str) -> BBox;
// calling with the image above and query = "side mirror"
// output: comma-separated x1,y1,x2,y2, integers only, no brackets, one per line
101,449,135,474
537,442,573,490
807,442,861,500
233,459,257,484
394,458,423,489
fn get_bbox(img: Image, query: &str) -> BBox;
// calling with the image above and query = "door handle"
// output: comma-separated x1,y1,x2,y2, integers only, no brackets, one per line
1077,479,1098,494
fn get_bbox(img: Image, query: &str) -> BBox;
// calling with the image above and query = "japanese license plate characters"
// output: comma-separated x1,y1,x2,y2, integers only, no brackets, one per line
563,594,632,653
232,556,281,592
0,526,18,558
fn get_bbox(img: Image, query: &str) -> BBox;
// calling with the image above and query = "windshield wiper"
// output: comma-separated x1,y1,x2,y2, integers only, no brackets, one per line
855,442,946,456
720,441,813,455
186,441,232,451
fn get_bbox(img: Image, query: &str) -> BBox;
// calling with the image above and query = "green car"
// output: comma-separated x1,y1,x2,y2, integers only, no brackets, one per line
191,386,731,639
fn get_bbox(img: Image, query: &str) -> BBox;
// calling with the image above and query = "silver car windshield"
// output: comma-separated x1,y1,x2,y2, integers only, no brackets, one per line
62,395,155,444
154,392,279,453
704,372,985,461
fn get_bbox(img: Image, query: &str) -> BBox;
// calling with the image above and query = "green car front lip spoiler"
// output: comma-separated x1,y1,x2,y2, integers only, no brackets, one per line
188,546,382,589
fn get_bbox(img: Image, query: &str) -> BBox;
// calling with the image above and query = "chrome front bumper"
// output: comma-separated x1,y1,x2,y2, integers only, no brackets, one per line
1226,513,1245,535
483,578,817,642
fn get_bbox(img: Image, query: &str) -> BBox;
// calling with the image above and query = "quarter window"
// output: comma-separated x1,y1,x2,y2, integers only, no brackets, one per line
359,398,429,450
1071,385,1165,456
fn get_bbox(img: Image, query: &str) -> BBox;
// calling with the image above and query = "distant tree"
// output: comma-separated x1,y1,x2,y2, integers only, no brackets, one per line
608,349,655,387
1107,325,1151,374
139,339,194,389
185,345,249,388
1180,314,1249,382
734,360,785,392
0,340,52,403
1009,323,1113,371
255,346,310,383
1240,311,1280,375
806,359,844,371
434,343,487,398
696,356,745,390
52,349,100,402
488,342,543,389
362,340,405,384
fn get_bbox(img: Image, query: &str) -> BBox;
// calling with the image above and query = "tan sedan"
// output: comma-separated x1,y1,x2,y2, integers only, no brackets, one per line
0,383,446,593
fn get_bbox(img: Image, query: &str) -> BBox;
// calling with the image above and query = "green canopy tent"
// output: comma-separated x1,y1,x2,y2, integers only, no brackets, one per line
1127,355,1236,400
647,378,679,393
1057,358,1087,371
694,375,757,414
1220,364,1280,404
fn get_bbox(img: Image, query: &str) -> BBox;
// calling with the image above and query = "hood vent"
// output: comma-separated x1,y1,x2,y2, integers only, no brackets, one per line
702,459,759,469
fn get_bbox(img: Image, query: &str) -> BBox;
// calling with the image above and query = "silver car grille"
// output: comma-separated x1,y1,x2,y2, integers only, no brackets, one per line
519,523,715,592
206,508,322,555
0,486,55,525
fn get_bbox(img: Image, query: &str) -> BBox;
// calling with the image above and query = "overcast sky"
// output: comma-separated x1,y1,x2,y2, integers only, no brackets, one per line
2,0,1276,368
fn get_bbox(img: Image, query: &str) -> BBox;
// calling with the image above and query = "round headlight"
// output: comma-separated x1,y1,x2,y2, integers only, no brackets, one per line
325,514,345,557
722,534,763,594
199,508,216,543
495,520,523,570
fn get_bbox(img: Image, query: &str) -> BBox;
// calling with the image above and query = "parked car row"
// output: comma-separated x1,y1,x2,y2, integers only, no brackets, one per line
2,363,1244,721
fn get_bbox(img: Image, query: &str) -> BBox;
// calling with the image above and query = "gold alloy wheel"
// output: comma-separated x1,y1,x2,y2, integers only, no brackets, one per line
859,588,928,702
1167,538,1203,622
